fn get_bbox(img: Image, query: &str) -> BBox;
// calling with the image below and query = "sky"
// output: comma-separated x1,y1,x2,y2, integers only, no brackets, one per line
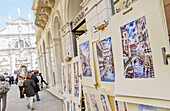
0,0,34,28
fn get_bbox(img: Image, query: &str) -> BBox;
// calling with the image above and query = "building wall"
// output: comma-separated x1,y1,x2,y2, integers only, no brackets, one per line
0,13,38,75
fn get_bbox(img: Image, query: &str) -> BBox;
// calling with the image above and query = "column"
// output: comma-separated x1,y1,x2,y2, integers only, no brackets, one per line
53,38,62,91
45,47,53,86
42,52,49,83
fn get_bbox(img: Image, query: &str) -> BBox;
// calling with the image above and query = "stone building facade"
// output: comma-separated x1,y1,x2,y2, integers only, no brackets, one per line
32,0,170,111
0,9,38,75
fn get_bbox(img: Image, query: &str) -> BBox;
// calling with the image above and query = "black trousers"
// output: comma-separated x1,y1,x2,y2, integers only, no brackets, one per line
19,86,24,98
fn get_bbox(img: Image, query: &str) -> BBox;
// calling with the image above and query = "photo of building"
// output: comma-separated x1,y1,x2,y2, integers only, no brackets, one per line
68,64,72,94
120,16,155,78
79,41,92,77
100,94,109,111
74,62,79,97
96,37,115,82
63,65,66,92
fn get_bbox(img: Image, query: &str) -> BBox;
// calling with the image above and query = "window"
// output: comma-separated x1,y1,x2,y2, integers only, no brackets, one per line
14,42,19,48
25,41,29,47
19,40,24,48
14,40,30,48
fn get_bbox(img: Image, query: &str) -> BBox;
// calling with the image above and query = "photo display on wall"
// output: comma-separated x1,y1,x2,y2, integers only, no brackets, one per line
120,16,155,79
85,93,91,111
100,94,109,111
115,101,128,111
67,101,70,111
114,0,138,13
74,61,79,98
63,65,66,92
96,37,115,82
138,104,157,111
68,64,72,94
90,94,99,111
79,41,92,77
73,103,80,111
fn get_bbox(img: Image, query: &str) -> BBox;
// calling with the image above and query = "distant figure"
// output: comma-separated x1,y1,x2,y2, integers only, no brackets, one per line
23,74,36,110
39,73,48,88
36,73,42,91
15,74,19,85
18,75,24,98
0,75,10,111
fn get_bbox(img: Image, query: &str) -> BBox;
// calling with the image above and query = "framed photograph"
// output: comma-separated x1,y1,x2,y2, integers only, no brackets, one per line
63,99,67,111
115,101,128,111
77,32,96,88
68,63,72,95
79,40,92,77
138,104,157,111
84,93,92,111
93,37,115,96
72,102,80,111
96,37,115,82
114,0,133,13
98,88,112,111
67,101,71,111
83,86,103,111
90,94,100,111
111,0,170,101
121,16,155,79
71,57,82,103
62,63,67,93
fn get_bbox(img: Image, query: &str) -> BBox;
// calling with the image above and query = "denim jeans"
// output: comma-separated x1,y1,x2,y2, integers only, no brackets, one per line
0,93,7,111
35,92,40,101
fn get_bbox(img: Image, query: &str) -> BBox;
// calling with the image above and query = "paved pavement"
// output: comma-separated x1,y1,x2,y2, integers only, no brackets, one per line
6,84,63,111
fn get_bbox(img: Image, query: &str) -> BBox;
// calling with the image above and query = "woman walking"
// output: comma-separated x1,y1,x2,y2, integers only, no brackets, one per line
18,75,24,98
23,74,36,110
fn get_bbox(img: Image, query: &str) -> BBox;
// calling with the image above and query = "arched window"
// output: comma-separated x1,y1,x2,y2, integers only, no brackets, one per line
25,41,29,47
14,41,19,48
14,40,30,48
19,40,24,48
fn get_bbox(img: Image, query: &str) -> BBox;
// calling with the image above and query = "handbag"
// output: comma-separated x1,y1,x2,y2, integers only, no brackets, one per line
22,88,25,94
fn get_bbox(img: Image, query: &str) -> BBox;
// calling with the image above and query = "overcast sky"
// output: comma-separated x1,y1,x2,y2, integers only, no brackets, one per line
0,0,34,28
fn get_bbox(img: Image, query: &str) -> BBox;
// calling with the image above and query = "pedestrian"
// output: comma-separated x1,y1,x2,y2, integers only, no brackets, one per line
9,76,12,85
15,74,19,85
31,72,40,101
11,76,14,84
39,73,48,88
36,73,42,91
22,74,35,110
18,75,24,98
0,75,10,111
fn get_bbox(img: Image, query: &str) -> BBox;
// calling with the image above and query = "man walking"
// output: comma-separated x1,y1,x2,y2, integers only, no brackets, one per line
31,72,40,101
0,75,10,111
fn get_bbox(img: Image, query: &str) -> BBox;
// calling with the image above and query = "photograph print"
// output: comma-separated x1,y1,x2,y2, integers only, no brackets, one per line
96,37,115,82
79,41,92,77
120,16,155,79
74,62,79,97
67,101,70,111
90,94,99,111
63,65,66,92
100,94,109,111
68,64,72,94
138,104,157,111
73,103,80,111
85,93,91,111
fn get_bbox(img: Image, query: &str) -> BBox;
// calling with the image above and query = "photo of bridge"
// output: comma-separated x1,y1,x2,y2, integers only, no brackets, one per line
120,16,155,78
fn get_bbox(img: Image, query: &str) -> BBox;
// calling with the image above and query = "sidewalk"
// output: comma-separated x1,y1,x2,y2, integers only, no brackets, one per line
6,84,63,111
